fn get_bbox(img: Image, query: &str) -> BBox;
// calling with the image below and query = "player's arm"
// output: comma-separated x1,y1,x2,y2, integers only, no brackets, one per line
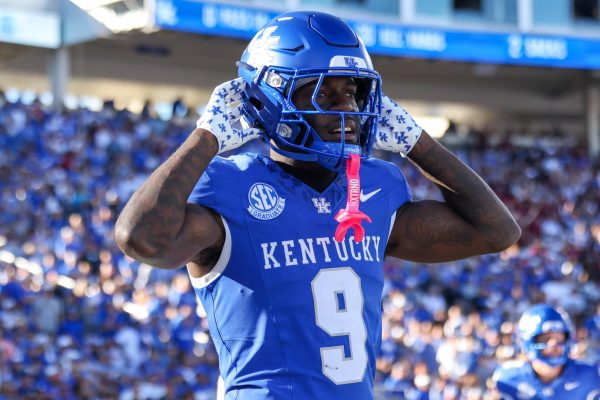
374,95,520,262
386,131,520,262
115,78,261,270
115,129,223,269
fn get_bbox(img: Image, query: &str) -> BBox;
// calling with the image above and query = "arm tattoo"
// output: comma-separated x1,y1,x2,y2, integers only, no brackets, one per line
406,133,520,251
403,204,474,248
117,130,218,254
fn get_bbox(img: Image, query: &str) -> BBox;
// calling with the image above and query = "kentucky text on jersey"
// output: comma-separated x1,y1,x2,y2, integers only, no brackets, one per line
260,235,382,269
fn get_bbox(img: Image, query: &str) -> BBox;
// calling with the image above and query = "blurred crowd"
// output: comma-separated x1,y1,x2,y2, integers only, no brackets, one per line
0,96,599,399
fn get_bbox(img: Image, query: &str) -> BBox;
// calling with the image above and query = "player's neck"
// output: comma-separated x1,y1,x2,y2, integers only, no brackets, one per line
270,151,337,192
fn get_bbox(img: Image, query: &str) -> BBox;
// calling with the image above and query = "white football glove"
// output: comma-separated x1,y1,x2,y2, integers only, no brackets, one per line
374,94,422,156
197,78,262,153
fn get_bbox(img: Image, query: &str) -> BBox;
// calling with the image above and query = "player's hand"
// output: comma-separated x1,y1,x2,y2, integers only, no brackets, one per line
374,94,422,156
197,78,263,153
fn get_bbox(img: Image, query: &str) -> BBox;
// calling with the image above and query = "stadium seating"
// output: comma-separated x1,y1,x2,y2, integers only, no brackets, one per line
0,98,598,399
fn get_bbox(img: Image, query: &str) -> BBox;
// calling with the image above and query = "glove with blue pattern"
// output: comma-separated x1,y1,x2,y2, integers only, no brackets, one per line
197,78,263,153
374,94,423,156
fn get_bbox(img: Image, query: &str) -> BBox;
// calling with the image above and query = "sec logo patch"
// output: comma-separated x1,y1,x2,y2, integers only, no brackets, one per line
247,183,285,220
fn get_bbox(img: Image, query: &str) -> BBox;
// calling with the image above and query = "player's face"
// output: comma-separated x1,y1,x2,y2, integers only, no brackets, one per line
535,332,567,358
292,76,361,144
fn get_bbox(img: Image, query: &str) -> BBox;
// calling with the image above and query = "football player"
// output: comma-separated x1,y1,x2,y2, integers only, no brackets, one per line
116,11,520,399
493,304,600,399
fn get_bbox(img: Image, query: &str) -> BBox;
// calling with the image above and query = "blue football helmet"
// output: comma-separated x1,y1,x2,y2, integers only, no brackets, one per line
517,304,572,367
237,11,381,171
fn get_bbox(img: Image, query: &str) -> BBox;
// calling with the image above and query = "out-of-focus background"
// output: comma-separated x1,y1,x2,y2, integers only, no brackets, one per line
0,1,599,399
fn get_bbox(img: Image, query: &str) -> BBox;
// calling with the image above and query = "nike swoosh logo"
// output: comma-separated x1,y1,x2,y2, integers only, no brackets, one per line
360,188,381,202
565,382,579,391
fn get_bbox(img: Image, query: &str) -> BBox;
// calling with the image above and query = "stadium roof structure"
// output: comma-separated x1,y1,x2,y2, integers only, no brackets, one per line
70,0,149,32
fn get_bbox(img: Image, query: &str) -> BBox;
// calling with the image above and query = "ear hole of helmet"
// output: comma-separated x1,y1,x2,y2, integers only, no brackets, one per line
249,97,264,111
294,125,313,147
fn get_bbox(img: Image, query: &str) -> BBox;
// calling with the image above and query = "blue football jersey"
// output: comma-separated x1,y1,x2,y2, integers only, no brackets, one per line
187,153,411,399
493,359,600,400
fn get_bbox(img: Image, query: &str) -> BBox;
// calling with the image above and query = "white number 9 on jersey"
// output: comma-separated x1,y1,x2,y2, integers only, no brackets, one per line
311,268,368,385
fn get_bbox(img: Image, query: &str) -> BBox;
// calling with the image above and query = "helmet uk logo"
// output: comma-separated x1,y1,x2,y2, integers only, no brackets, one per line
329,55,368,69
248,183,286,220
344,57,358,68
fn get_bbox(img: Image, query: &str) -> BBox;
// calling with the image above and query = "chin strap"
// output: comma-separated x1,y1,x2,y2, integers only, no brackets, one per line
334,154,372,242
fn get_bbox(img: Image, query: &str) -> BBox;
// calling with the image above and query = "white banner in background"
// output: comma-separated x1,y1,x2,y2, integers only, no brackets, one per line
0,7,60,48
